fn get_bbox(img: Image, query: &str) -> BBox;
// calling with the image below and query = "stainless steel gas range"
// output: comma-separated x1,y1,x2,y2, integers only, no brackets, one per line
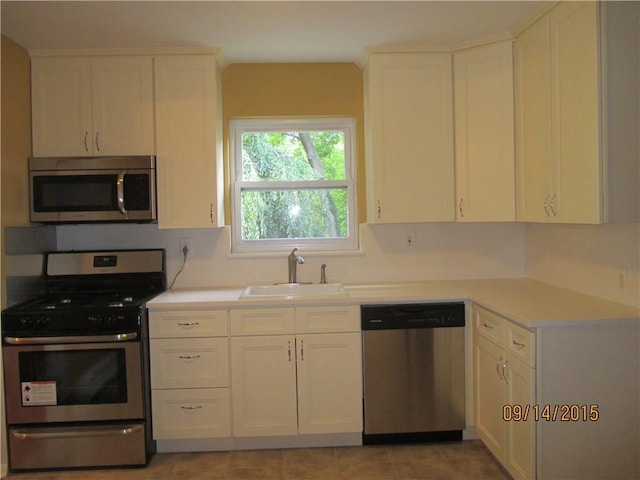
1,249,166,471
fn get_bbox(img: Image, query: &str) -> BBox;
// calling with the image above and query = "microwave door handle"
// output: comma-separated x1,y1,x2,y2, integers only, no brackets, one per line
116,170,128,215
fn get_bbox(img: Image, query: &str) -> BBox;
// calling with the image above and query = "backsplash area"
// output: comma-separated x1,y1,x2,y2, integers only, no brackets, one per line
7,221,638,309
3,226,56,306
525,222,640,308
52,222,526,288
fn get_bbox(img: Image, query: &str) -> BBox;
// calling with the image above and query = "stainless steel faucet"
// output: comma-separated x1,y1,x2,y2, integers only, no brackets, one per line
288,248,304,284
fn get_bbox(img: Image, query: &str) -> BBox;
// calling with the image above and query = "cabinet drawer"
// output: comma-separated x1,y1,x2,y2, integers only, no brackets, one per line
474,306,504,346
295,305,360,334
149,310,228,338
152,388,231,439
504,320,535,367
150,338,229,389
230,308,295,336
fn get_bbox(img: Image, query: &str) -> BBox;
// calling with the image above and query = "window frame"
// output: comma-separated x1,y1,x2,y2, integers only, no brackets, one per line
230,117,358,254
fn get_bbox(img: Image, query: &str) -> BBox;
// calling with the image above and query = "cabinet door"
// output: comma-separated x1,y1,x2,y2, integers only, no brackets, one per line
366,53,454,223
474,334,506,461
155,55,223,228
515,15,553,222
230,335,297,437
31,57,92,156
504,355,535,479
296,333,363,434
91,57,154,156
550,1,601,223
454,41,515,222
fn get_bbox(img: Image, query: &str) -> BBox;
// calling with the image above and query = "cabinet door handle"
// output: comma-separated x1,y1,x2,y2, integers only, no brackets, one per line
179,355,201,360
300,339,304,361
543,195,551,216
482,322,494,330
177,322,200,327
459,198,464,218
84,131,89,152
377,200,381,219
512,339,526,349
496,356,504,380
95,131,101,152
503,359,510,385
549,194,558,217
180,405,202,411
210,203,214,223
288,341,292,362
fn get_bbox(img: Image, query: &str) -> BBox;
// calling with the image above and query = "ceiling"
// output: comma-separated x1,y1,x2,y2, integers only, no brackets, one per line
1,1,547,63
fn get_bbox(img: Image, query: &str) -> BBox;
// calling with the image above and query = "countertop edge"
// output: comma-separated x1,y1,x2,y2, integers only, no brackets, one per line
146,279,640,329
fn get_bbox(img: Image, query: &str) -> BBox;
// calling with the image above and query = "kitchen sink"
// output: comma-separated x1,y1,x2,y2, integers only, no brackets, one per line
240,283,348,300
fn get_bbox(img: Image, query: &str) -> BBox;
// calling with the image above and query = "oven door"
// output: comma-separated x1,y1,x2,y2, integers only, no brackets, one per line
30,168,156,223
3,337,144,425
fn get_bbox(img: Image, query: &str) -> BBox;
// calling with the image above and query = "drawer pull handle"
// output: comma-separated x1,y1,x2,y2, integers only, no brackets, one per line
179,355,201,360
483,322,494,330
512,340,526,348
177,322,200,327
180,406,202,410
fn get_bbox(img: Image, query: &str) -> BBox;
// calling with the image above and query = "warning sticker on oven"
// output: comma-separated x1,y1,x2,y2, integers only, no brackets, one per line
21,381,57,406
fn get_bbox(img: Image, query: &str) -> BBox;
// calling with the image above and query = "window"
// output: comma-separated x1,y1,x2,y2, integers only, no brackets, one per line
230,118,357,253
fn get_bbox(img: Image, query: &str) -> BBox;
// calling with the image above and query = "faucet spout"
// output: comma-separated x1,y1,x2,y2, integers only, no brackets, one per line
288,248,305,284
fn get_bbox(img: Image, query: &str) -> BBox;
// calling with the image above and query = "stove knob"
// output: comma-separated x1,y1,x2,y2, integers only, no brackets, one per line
36,317,50,329
20,317,34,329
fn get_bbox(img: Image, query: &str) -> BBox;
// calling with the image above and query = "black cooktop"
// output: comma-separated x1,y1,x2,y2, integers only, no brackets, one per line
2,249,166,338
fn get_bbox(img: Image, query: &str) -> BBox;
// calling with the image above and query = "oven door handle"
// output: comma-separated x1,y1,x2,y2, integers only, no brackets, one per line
117,170,128,215
11,424,144,440
3,332,138,345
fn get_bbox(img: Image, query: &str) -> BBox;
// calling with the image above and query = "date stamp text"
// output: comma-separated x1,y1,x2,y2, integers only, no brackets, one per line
503,404,599,422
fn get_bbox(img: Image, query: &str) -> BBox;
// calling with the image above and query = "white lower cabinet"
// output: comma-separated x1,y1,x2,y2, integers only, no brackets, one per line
149,304,363,451
230,306,362,438
473,304,640,480
474,306,535,479
149,309,231,444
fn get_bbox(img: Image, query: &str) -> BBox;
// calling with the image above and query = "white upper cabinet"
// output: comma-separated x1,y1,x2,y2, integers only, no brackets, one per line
31,56,154,157
364,52,455,223
454,41,516,222
516,1,639,223
154,54,225,229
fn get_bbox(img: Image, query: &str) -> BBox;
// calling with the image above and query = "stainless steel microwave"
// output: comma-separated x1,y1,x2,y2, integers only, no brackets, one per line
29,156,157,223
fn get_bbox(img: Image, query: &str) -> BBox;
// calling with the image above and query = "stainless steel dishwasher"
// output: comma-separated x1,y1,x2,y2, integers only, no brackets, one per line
361,302,466,444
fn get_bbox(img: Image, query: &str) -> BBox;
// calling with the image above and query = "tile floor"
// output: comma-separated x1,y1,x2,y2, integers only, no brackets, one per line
6,440,510,480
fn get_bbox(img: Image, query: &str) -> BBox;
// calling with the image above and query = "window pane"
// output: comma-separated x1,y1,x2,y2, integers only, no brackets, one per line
241,131,346,182
241,189,348,240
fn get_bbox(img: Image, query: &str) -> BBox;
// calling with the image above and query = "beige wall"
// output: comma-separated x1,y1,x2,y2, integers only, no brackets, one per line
1,35,31,231
221,63,365,223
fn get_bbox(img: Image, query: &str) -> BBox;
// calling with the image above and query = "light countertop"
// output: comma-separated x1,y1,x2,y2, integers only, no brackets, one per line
147,278,640,329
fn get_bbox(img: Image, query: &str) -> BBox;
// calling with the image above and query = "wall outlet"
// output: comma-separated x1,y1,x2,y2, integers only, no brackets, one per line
617,270,628,292
179,238,192,258
403,232,416,250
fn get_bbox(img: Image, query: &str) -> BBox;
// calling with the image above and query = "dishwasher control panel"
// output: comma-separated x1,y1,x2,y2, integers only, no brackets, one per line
361,302,465,330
